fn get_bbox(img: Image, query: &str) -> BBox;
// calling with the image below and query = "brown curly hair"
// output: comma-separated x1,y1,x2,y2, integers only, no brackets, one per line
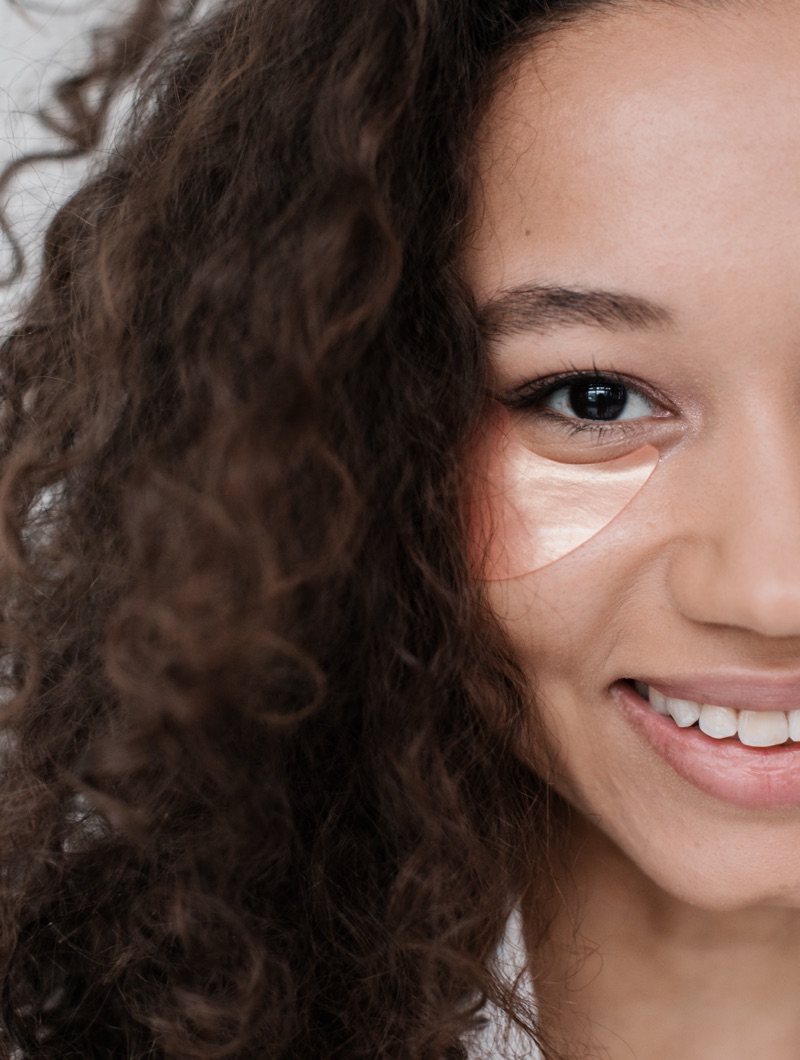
0,0,623,1056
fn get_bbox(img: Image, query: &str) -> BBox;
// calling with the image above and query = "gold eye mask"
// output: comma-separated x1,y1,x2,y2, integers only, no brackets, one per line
473,410,659,580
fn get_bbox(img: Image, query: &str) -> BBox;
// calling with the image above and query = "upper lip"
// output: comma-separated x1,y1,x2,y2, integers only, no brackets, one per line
632,671,800,712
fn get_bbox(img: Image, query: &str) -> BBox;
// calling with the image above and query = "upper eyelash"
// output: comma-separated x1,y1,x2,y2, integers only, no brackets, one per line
499,368,633,410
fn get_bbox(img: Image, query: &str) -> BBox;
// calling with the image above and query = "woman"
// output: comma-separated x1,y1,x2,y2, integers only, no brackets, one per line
3,0,800,1056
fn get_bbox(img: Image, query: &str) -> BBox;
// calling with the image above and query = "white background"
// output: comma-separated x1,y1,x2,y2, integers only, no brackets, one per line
0,0,124,323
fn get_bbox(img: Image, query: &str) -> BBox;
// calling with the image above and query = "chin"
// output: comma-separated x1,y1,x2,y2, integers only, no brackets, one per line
556,768,800,915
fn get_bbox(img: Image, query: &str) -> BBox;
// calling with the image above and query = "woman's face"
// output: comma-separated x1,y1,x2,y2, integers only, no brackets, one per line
466,0,800,911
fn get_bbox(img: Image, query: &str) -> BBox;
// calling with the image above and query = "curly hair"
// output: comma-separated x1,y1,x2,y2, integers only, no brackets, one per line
0,0,620,1056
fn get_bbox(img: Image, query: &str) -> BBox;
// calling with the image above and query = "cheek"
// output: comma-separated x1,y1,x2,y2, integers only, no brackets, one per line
467,407,662,778
475,447,663,787
484,560,627,809
484,557,617,684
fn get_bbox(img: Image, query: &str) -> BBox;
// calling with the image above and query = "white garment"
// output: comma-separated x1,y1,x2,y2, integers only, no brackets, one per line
467,908,542,1059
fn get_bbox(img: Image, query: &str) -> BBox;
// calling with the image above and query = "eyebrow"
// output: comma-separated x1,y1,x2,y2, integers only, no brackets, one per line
477,284,674,342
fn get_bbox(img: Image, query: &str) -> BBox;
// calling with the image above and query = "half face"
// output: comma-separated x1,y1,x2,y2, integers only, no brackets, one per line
465,0,800,911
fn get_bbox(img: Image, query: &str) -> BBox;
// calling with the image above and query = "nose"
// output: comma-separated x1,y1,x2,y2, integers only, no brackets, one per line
667,425,800,638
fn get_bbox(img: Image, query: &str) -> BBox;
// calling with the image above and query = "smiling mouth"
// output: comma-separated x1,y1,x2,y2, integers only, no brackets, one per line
632,680,800,748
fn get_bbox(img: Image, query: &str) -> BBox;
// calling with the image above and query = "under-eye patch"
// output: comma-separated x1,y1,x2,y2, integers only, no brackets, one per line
473,413,658,580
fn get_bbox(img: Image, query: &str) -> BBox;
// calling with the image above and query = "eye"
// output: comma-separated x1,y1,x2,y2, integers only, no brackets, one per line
497,369,670,458
545,376,656,422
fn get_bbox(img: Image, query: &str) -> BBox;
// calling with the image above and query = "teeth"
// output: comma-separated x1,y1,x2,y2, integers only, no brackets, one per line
668,697,701,728
636,684,800,747
698,704,738,740
738,710,789,748
649,688,670,716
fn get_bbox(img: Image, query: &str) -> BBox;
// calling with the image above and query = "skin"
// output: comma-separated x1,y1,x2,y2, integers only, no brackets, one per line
465,2,800,1056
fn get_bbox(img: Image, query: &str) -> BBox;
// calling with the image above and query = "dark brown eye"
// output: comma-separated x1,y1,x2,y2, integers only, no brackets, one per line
567,379,628,420
543,375,654,422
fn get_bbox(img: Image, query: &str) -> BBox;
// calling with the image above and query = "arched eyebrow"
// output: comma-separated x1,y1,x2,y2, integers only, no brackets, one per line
477,284,675,341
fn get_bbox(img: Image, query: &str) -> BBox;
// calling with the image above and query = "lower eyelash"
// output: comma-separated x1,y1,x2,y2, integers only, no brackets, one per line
540,409,643,441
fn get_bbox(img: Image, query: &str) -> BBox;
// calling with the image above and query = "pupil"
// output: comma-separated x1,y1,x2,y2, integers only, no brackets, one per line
568,379,627,420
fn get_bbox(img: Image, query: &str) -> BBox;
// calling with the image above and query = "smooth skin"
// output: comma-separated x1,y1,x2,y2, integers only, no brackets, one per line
466,2,800,1057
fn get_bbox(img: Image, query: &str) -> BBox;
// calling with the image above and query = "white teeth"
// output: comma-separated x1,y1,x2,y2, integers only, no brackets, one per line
698,704,738,740
668,697,701,728
638,684,800,747
738,710,789,748
648,688,671,716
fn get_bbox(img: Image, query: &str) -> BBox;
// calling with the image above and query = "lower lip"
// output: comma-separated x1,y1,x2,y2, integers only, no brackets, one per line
614,681,800,809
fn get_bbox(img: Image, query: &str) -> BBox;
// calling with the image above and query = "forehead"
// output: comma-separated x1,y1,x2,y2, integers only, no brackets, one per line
465,2,800,309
